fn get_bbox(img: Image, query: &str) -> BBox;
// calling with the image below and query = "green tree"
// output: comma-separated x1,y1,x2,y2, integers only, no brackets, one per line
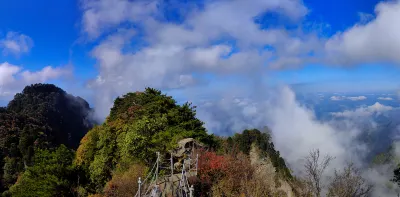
9,145,77,197
76,88,218,192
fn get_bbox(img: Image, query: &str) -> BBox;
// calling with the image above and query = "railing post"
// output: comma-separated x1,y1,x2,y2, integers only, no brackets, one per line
180,161,185,193
138,177,142,197
156,152,160,182
171,154,174,196
171,154,173,176
196,154,199,176
189,185,194,197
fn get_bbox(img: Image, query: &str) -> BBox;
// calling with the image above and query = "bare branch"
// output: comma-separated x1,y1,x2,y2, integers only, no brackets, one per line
304,149,334,197
327,163,373,197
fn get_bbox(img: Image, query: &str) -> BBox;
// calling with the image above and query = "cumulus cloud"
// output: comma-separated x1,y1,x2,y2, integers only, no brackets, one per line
325,1,400,65
0,32,33,57
80,0,323,120
331,102,393,118
378,97,394,101
0,62,71,99
80,0,159,39
79,0,400,120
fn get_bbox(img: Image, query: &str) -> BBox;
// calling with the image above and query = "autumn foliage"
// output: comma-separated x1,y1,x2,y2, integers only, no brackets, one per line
198,151,229,184
103,164,146,197
197,151,259,196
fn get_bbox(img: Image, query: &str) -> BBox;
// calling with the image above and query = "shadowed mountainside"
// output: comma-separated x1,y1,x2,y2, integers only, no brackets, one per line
0,83,94,192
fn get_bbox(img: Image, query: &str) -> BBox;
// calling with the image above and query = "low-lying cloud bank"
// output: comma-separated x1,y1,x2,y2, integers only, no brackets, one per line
196,86,363,167
330,95,367,101
331,102,393,118
378,97,394,101
194,86,400,195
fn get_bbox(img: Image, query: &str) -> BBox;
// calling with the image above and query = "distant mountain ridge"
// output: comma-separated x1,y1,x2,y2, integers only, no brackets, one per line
0,83,94,192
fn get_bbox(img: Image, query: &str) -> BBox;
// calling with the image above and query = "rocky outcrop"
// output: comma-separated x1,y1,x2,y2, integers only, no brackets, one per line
249,145,298,197
170,138,205,172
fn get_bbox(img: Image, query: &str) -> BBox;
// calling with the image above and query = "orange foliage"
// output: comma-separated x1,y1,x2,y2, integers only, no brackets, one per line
103,164,146,197
211,153,254,196
197,151,262,196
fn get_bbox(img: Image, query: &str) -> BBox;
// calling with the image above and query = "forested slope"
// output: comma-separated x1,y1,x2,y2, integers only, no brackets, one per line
0,84,93,194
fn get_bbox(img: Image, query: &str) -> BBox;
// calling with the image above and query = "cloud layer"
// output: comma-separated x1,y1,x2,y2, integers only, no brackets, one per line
325,1,400,65
330,95,367,101
78,0,329,120
378,97,394,101
78,0,400,121
331,102,393,118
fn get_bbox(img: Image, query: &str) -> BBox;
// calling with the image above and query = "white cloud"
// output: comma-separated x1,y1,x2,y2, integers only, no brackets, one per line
347,96,367,101
325,1,400,65
330,95,345,101
81,0,400,120
378,97,393,101
330,95,367,101
0,62,71,100
0,62,21,86
80,0,159,39
0,32,33,56
80,0,320,119
331,102,393,118
21,66,70,83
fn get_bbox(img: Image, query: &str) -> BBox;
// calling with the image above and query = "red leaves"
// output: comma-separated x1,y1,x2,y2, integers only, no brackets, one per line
198,151,228,184
197,151,255,196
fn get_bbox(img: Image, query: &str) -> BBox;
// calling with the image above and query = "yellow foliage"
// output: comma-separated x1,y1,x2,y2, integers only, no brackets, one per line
75,126,100,166
88,194,103,197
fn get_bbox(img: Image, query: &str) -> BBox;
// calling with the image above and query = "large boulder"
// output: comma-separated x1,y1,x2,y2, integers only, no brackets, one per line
170,138,205,172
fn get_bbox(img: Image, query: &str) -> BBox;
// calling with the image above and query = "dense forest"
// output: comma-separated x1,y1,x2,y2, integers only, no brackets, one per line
0,84,94,195
1,83,400,196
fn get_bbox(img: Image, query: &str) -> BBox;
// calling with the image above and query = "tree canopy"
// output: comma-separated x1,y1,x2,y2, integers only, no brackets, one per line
75,88,218,193
9,145,77,197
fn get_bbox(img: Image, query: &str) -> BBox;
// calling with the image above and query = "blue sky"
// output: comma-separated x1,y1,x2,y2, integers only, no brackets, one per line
0,0,96,77
1,0,400,115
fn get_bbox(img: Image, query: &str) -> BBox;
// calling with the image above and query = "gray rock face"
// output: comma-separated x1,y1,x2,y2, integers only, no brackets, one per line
150,185,162,197
170,138,205,172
